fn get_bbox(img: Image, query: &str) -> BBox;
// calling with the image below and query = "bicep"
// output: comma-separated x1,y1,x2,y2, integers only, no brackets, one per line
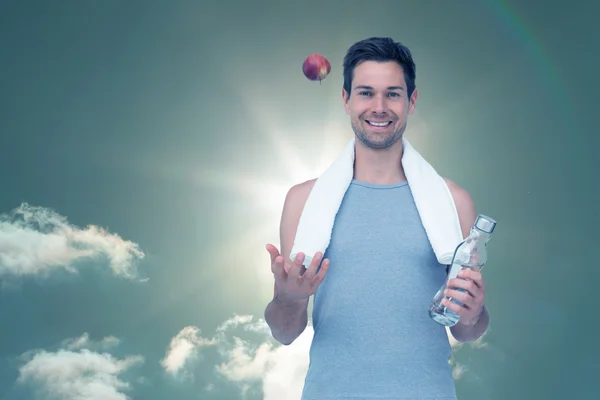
455,190,477,239
445,178,477,239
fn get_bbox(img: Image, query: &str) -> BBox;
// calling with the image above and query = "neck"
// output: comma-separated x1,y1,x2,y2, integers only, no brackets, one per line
353,137,406,185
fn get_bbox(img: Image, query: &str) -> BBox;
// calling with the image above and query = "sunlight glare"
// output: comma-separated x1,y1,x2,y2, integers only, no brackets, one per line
185,91,347,295
195,74,433,294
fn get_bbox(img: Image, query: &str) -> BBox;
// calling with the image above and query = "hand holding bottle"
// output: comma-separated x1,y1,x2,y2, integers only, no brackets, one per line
429,214,496,327
442,269,486,326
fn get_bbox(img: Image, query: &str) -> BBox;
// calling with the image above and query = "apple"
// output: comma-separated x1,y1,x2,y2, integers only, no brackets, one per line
302,53,331,83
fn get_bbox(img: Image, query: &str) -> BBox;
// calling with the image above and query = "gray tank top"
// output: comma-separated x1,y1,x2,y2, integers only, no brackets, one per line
301,179,458,400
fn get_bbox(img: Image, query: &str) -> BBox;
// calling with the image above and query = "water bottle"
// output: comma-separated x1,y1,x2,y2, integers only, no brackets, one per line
428,214,497,327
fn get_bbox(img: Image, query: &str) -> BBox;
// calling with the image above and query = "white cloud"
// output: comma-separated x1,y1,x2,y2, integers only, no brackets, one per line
101,336,122,349
216,314,254,332
215,319,312,400
163,314,311,399
17,334,144,400
0,203,145,281
61,333,121,352
216,314,271,336
160,326,217,378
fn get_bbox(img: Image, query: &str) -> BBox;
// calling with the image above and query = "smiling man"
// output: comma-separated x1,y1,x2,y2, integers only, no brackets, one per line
264,36,489,400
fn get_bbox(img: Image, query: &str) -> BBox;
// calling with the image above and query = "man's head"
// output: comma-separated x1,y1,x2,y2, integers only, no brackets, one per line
342,37,418,149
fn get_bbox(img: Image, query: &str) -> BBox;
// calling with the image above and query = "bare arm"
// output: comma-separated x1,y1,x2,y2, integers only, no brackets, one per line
264,180,316,345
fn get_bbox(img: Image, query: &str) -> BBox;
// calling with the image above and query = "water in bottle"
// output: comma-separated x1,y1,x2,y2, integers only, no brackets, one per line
428,214,497,327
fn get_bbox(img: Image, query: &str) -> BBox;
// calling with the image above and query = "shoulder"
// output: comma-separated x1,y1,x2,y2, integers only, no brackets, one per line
443,177,477,238
286,178,317,203
281,178,318,217
280,178,316,222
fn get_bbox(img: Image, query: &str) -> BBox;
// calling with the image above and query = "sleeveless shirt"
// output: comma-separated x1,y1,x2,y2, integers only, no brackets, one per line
300,179,458,400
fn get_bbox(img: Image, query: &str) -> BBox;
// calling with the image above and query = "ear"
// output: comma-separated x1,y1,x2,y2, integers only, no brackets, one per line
342,88,350,115
408,88,418,115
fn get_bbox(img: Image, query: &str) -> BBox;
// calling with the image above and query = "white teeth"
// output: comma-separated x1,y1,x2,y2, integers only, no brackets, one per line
367,121,391,127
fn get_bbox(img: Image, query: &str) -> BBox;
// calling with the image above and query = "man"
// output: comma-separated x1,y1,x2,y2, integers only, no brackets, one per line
264,37,490,399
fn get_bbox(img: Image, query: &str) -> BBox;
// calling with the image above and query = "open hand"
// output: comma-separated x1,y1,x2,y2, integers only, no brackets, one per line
443,269,486,326
266,244,330,304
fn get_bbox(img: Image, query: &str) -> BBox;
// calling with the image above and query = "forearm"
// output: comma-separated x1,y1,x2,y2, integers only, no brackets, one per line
264,295,309,345
450,305,490,343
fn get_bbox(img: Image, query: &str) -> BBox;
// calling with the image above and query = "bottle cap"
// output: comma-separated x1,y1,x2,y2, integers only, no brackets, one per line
475,214,496,234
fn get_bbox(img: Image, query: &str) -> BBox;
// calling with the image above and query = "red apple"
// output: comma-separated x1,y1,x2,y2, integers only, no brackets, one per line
302,53,331,83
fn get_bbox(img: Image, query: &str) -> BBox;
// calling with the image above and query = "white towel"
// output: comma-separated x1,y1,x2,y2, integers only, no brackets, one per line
290,136,464,268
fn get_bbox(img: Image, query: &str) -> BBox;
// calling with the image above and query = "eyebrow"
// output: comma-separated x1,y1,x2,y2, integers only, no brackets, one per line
354,85,405,91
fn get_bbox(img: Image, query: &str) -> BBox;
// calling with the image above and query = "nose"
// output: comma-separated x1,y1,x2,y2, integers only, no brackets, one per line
372,94,387,114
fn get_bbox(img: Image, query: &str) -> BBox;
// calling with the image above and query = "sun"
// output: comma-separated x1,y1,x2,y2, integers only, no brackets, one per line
189,80,350,293
188,73,437,297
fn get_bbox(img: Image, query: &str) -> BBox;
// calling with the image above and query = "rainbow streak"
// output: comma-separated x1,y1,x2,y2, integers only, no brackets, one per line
485,0,575,122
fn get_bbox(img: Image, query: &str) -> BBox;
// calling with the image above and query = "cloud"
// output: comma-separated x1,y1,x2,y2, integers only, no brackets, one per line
17,334,144,400
216,314,271,336
163,314,310,399
160,326,218,378
214,318,312,400
61,333,121,352
0,203,145,281
160,316,271,380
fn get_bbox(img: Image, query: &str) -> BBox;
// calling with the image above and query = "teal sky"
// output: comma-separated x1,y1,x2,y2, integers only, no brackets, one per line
1,1,597,399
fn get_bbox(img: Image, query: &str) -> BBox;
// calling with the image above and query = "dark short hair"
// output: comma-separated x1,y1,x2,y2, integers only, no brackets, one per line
342,37,416,98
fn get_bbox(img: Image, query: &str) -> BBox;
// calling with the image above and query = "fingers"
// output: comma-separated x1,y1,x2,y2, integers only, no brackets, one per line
303,252,323,279
448,277,479,297
442,295,485,326
267,244,287,280
445,269,487,320
442,297,464,313
312,257,329,285
287,252,330,285
444,288,472,308
270,248,330,294
271,255,286,279
287,253,305,278
458,269,485,290
265,243,280,264
448,270,485,294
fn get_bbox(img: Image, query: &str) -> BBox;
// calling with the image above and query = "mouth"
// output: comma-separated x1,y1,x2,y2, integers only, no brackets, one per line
365,120,393,128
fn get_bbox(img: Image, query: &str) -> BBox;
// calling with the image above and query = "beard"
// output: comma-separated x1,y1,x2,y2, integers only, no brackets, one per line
351,116,407,149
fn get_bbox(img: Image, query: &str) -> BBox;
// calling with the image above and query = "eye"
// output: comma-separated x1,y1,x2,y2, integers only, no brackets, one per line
388,92,401,98
358,91,372,96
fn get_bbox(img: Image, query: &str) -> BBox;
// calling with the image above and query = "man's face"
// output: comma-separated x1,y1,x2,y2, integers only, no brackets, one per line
343,60,417,149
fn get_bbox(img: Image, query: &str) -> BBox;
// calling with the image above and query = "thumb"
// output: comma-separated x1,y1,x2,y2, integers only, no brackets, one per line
265,243,280,263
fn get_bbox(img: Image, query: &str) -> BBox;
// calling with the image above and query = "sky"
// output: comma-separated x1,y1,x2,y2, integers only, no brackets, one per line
0,0,598,399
